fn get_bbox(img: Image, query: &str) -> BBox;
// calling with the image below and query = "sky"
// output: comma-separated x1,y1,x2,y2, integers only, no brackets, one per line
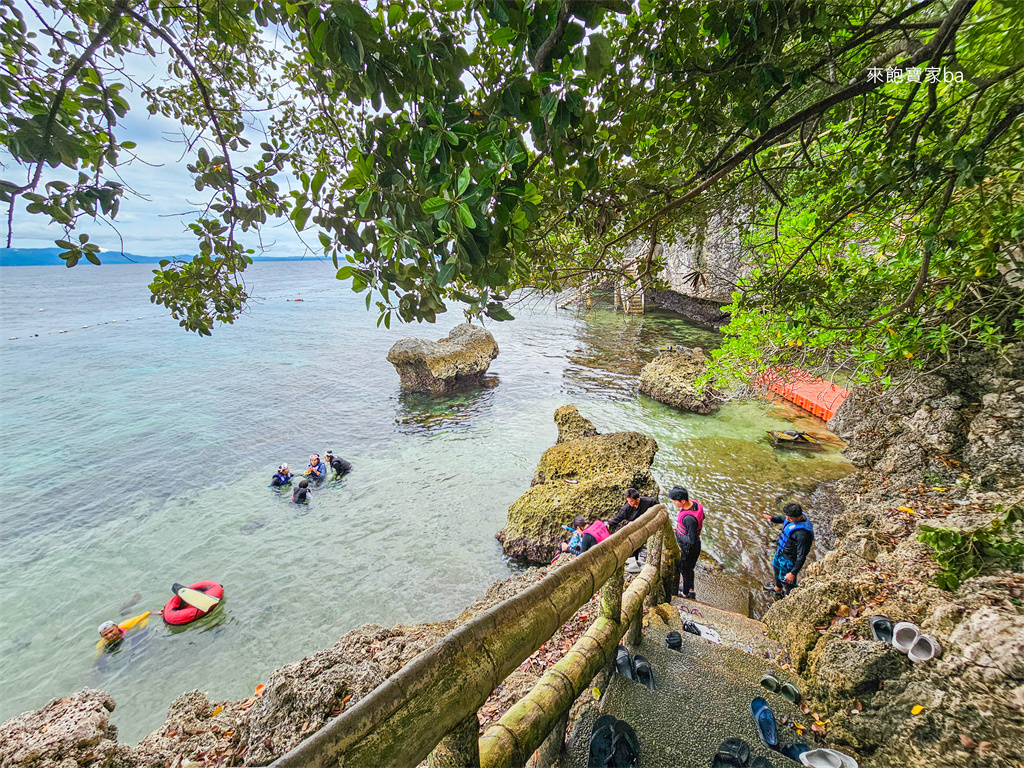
4,6,307,258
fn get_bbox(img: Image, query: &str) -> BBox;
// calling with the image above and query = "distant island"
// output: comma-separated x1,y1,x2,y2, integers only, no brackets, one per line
0,248,305,267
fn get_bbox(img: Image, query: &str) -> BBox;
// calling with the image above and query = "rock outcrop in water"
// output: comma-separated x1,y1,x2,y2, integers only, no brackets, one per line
386,323,498,394
765,344,1024,768
497,406,659,562
638,347,724,414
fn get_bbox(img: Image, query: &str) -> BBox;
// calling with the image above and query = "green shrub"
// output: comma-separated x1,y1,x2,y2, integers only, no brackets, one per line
918,505,1024,591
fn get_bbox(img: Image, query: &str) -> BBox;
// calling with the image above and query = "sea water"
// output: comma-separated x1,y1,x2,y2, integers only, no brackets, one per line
0,260,851,740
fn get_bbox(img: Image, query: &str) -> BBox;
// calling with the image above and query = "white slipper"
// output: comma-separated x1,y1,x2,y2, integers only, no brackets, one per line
801,748,859,768
892,621,920,654
908,633,941,663
693,622,722,645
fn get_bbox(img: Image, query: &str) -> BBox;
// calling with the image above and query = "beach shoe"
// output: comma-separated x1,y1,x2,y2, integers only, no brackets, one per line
763,583,782,593
694,622,723,645
610,719,640,768
683,619,702,636
870,615,894,644
633,655,655,690
779,743,810,762
892,622,920,654
588,715,617,768
710,737,750,767
666,631,682,651
759,673,781,693
615,645,635,680
908,633,941,663
781,682,802,704
799,748,859,768
750,697,779,750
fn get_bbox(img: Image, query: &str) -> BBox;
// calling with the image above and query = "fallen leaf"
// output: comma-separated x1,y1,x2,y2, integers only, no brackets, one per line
911,705,924,715
898,506,915,514
960,735,977,749
592,687,601,700
836,604,851,617
211,706,223,717
854,700,863,712
800,702,811,715
255,685,265,697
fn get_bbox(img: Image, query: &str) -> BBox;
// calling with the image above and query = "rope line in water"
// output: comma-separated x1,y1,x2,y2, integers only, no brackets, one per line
3,287,343,342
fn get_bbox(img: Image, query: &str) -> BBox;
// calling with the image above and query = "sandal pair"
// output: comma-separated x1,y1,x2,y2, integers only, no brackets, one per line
759,673,801,704
588,714,640,768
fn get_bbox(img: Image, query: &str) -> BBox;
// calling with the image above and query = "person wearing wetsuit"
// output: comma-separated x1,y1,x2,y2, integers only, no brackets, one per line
763,502,814,596
560,515,610,555
305,454,327,480
324,451,352,477
269,463,292,487
608,488,659,571
669,486,705,600
292,478,311,503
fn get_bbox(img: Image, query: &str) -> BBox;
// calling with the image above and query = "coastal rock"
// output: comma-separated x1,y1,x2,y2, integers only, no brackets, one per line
553,404,599,444
812,640,909,702
0,689,126,768
637,347,723,414
497,407,659,563
386,323,498,394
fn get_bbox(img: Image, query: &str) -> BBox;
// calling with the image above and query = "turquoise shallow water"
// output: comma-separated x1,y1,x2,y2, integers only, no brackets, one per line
0,261,850,740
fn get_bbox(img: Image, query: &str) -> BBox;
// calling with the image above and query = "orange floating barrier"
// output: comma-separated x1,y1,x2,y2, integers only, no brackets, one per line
757,369,849,421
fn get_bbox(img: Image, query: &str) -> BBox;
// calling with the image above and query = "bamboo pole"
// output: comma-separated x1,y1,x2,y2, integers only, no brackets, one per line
601,566,623,621
270,508,672,768
429,714,481,768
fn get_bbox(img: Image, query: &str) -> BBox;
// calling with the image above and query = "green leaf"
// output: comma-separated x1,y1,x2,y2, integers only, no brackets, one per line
387,4,405,25
422,196,448,214
457,166,471,195
436,260,457,286
458,202,475,228
311,169,327,198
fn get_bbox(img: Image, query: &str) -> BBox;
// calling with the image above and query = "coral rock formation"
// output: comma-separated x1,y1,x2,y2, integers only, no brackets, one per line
386,323,499,394
497,406,659,562
637,347,723,414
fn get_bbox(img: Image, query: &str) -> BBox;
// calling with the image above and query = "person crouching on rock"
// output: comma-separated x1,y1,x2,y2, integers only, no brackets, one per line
292,478,311,504
762,502,814,596
609,487,659,573
560,515,610,555
669,486,705,600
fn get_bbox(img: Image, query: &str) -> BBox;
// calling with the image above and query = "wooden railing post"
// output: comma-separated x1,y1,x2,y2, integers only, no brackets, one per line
429,713,481,768
601,567,624,622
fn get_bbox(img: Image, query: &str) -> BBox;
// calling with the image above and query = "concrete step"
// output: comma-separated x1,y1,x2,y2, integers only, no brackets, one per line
562,603,812,768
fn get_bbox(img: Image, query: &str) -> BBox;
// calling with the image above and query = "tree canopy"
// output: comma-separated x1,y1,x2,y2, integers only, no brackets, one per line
2,0,1021,382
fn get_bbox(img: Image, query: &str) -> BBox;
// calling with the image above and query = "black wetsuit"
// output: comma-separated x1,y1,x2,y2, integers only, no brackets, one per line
328,456,353,475
609,496,658,559
675,510,702,597
292,486,310,503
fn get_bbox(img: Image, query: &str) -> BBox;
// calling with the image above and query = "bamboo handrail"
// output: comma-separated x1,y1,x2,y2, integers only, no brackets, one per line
270,505,680,768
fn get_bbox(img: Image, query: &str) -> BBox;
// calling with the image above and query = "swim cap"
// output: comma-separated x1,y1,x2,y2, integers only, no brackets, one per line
279,463,288,471
668,486,689,502
309,454,318,462
98,620,117,634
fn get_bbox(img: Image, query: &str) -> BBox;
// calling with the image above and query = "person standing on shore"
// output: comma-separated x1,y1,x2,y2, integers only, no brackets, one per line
668,486,704,600
763,502,814,596
608,488,659,573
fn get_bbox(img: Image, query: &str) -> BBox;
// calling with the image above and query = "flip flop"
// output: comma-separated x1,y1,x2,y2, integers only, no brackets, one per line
908,634,941,663
683,619,702,636
666,631,682,651
892,622,920,654
710,737,750,767
800,748,859,768
870,615,894,644
779,743,810,761
610,719,640,768
588,715,617,768
633,655,655,691
781,682,802,704
615,645,635,680
750,697,778,749
694,622,723,645
759,673,781,693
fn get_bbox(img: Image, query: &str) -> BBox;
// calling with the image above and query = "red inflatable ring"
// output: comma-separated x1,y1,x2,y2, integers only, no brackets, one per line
162,581,224,626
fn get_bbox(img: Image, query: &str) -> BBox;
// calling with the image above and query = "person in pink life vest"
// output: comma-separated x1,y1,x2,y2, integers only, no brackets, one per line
669,486,705,599
560,514,611,555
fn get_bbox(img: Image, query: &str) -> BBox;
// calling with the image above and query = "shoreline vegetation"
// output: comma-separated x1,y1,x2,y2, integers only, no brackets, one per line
4,343,1020,767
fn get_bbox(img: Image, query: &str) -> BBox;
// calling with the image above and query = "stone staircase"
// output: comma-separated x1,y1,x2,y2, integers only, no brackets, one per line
562,597,813,768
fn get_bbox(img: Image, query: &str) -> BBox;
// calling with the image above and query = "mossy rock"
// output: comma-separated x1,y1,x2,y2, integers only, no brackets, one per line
498,407,659,563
